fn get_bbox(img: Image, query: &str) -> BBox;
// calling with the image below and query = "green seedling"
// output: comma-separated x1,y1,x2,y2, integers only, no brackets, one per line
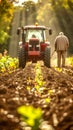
67,57,73,66
45,98,51,103
34,62,45,94
0,56,18,72
17,105,42,130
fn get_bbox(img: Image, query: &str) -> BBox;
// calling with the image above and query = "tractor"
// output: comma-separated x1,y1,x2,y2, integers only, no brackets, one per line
17,23,52,68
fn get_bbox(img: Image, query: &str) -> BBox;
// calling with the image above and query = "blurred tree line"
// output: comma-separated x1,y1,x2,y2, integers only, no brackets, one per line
0,0,73,53
38,0,73,54
50,0,73,54
38,0,73,9
0,0,14,52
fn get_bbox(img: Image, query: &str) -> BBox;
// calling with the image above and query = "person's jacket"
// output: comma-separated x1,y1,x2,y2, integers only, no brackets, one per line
54,34,69,51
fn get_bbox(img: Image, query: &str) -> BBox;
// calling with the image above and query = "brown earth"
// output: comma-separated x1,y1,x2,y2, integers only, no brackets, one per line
0,62,73,130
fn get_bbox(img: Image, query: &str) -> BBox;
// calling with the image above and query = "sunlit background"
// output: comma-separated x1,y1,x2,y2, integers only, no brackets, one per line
14,0,38,6
0,0,73,57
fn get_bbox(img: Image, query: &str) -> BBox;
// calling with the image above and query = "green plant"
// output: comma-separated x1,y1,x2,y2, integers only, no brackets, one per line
66,57,73,66
34,62,45,93
17,105,42,130
0,56,18,72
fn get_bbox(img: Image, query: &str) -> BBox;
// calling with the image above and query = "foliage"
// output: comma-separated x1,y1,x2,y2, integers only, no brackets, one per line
66,56,73,66
34,63,45,93
0,0,14,44
0,30,8,44
23,1,36,11
0,55,18,72
68,0,73,10
17,105,42,130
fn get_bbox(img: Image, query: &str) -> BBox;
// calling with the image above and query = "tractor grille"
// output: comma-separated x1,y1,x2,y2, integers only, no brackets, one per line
28,38,40,51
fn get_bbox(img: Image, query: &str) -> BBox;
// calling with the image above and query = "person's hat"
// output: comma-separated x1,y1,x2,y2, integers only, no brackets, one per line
59,32,64,35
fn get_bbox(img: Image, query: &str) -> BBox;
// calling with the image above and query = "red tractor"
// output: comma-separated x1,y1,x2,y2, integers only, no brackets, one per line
17,23,52,68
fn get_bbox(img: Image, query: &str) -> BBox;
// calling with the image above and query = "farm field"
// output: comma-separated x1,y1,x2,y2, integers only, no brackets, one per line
0,60,73,130
0,1,73,130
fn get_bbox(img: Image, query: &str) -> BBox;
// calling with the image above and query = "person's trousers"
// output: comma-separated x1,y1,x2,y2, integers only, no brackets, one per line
57,51,66,67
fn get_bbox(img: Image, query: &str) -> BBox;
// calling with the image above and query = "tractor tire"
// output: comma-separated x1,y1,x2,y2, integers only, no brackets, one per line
18,47,26,68
44,46,51,68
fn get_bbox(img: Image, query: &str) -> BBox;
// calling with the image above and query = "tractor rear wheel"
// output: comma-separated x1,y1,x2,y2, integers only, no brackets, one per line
18,47,26,68
44,46,51,68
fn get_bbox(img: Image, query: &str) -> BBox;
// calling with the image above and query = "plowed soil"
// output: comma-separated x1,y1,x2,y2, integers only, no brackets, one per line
0,62,73,130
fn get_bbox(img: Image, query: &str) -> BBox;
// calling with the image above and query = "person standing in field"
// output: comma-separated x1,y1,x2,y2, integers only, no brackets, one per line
54,32,69,67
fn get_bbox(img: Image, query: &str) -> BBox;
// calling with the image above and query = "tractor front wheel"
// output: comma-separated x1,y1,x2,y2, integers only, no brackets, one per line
18,47,26,68
44,46,51,68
